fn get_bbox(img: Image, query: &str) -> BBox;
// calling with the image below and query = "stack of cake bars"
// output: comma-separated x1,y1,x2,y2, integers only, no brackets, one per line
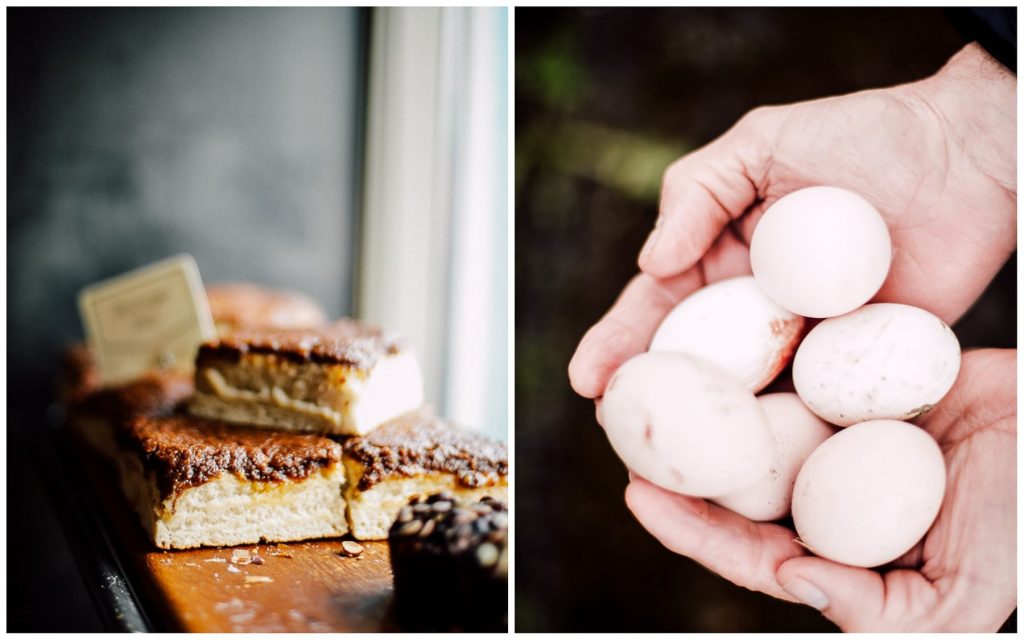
61,284,508,549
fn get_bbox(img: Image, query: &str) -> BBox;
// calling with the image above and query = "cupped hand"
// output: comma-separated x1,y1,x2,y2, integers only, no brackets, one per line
568,43,1015,400
624,348,1016,632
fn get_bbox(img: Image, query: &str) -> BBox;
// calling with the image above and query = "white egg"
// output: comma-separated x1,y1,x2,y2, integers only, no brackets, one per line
793,303,961,426
601,351,773,497
649,276,804,392
714,393,835,521
750,186,892,318
792,419,946,567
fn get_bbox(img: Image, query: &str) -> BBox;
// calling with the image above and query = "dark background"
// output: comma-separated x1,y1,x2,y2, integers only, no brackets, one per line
8,8,364,631
515,7,1016,632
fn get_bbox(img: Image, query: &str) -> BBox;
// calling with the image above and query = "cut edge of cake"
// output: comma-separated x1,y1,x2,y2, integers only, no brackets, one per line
189,321,425,435
118,451,349,550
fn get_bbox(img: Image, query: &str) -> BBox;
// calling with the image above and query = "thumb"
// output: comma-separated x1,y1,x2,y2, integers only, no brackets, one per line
776,556,887,631
638,109,774,278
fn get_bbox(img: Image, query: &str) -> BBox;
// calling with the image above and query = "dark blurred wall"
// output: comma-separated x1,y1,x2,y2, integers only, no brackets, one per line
7,8,364,630
9,7,363,396
515,7,1015,632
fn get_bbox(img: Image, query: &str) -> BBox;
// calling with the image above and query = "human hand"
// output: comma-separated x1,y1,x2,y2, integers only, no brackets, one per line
568,43,1015,400
624,348,1016,632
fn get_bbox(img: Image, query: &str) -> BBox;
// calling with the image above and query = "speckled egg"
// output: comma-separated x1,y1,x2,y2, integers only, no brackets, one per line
714,393,835,521
793,303,961,426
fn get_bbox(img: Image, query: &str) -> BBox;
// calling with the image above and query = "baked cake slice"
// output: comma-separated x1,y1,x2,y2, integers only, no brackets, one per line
117,415,348,549
342,411,508,540
63,359,194,460
189,320,424,436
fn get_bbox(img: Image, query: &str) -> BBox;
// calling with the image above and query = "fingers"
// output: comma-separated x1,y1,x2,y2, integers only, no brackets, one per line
626,475,969,631
699,223,752,282
888,540,925,569
776,556,934,632
639,114,771,278
776,556,886,629
733,200,771,246
568,226,757,399
575,108,776,396
567,268,704,398
624,478,808,602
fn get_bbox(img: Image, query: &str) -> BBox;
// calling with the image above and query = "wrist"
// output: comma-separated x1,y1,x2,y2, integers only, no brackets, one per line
906,43,1016,193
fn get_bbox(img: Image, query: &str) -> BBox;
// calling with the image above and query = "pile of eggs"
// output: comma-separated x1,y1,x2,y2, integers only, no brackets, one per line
602,186,959,568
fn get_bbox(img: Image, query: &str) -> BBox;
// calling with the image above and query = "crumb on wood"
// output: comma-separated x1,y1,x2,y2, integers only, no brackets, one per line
339,540,364,557
214,598,245,613
244,575,273,584
228,609,256,626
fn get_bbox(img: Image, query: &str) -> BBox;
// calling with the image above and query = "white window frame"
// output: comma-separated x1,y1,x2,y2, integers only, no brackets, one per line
357,7,507,440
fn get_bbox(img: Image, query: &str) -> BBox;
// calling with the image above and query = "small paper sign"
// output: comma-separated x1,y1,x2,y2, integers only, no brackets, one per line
78,254,215,386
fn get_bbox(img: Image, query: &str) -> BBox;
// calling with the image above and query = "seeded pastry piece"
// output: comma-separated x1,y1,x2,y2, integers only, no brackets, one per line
205,282,327,333
117,415,348,549
343,411,508,540
189,320,424,436
389,493,508,631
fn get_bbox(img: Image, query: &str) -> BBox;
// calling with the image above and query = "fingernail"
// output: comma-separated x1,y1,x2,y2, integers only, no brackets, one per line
640,216,664,257
781,577,829,611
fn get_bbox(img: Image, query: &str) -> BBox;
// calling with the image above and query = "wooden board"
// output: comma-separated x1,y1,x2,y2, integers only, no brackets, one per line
143,541,394,632
66,429,398,632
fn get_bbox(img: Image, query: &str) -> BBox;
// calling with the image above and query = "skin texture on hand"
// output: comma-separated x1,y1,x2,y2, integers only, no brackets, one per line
567,43,1016,632
624,349,1016,632
568,43,1016,401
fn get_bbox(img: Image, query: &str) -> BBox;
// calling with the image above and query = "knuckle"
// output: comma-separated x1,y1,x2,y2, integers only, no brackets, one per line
660,155,694,205
741,104,774,124
661,156,687,188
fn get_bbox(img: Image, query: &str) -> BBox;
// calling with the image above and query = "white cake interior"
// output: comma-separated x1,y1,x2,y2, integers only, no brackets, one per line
118,452,349,550
191,350,424,435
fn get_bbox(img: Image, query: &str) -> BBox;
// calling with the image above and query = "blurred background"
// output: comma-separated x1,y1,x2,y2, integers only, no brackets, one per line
8,7,506,631
515,7,1016,633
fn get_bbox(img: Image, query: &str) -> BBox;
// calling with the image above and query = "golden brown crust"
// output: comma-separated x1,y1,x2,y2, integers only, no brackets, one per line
73,370,194,423
206,282,328,331
344,411,508,491
121,415,343,499
197,319,401,369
